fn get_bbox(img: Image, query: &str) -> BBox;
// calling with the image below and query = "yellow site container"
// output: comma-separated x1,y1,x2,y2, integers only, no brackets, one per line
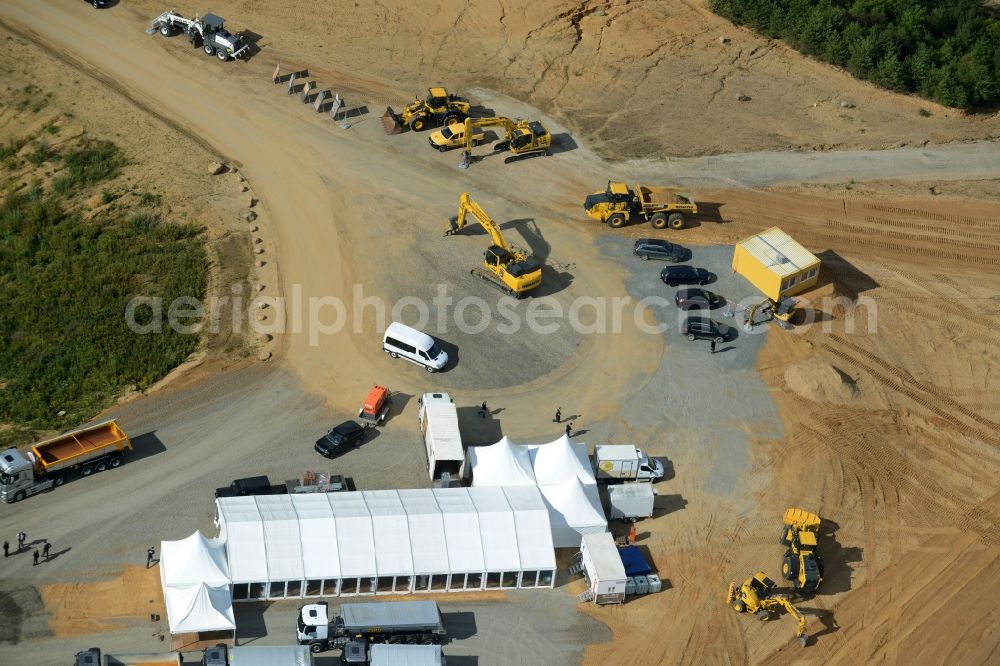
731,227,820,301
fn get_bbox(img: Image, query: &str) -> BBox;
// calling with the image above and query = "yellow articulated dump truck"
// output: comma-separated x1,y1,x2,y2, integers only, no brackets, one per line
0,419,132,502
584,182,698,229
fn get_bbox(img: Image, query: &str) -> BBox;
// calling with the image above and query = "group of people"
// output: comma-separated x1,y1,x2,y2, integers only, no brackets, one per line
3,531,53,565
478,402,578,437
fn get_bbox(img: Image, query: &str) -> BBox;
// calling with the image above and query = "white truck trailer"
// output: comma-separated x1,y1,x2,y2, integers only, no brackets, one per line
593,445,664,482
417,393,464,481
342,642,446,665
578,532,627,605
608,482,656,521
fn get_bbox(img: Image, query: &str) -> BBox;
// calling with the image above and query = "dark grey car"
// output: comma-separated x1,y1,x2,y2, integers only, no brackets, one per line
660,265,713,286
682,316,732,342
674,288,721,310
633,239,689,262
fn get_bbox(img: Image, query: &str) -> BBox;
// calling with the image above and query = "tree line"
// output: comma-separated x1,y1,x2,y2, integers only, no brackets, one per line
709,0,1000,109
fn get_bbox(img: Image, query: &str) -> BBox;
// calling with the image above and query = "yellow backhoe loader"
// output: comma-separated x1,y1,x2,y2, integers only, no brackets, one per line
381,87,471,134
457,117,551,169
444,193,542,298
745,297,799,329
727,572,808,647
780,508,825,593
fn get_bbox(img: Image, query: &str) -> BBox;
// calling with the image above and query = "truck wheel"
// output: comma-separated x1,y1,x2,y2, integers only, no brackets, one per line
668,213,685,229
687,334,695,341
409,116,426,132
732,600,746,613
81,465,93,477
444,114,462,126
53,475,65,487
95,461,108,473
217,50,229,61
438,145,449,153
159,25,172,37
13,490,26,502
309,642,324,654
389,351,398,358
203,44,217,56
421,636,435,645
650,213,668,229
607,213,627,229
109,456,122,468
425,365,436,373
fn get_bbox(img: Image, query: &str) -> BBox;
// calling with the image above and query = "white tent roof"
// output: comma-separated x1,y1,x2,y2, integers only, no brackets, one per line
217,497,268,584
433,488,486,573
365,490,415,577
399,489,448,576
538,478,608,547
163,582,235,634
528,434,595,486
160,531,229,587
293,494,341,579
257,496,304,582
468,436,536,486
330,492,376,578
468,486,522,572
502,485,557,570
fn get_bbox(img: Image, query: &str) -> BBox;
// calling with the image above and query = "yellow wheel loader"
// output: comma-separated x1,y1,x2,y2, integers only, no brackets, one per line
780,508,825,593
727,572,808,647
456,117,551,169
381,87,471,134
444,193,542,298
583,181,698,229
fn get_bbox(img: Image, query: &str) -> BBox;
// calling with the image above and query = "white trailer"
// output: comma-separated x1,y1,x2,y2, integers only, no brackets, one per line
342,643,446,665
579,532,627,605
418,393,464,480
608,482,656,521
229,645,313,666
593,445,664,482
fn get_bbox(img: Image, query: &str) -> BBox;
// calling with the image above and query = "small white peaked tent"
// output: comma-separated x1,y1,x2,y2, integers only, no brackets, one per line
539,477,608,547
160,531,235,635
529,434,596,486
467,436,536,486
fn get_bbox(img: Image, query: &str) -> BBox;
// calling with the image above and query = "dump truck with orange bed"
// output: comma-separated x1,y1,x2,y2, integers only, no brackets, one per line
0,419,132,503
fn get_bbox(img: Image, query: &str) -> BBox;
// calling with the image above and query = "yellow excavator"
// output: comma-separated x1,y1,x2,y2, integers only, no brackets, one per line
444,192,542,298
458,117,551,169
745,297,799,329
727,572,809,647
780,508,825,593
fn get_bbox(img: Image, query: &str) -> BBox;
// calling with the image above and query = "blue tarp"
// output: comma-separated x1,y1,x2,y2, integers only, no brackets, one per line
618,546,651,576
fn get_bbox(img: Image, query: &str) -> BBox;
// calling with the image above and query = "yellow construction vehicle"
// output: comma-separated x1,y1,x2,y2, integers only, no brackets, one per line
381,87,471,134
780,508,825,593
457,117,551,168
444,192,542,298
745,297,799,329
727,572,809,647
583,182,698,230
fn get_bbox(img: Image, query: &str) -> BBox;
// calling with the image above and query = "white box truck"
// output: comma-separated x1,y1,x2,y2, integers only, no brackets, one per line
418,393,464,480
593,445,664,482
579,532,627,605
608,482,656,520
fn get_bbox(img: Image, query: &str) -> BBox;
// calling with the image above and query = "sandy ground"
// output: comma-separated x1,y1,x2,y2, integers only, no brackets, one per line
0,1,998,665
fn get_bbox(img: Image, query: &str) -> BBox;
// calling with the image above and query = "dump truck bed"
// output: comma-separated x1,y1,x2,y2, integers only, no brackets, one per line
636,186,697,211
31,420,131,473
340,601,444,633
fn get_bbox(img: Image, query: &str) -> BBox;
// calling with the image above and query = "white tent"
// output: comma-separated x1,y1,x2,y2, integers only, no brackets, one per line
537,478,608,547
216,488,556,601
467,436,536,486
159,531,235,635
529,434,596,486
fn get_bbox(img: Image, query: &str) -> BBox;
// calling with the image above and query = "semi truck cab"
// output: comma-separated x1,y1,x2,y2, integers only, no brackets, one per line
0,449,50,502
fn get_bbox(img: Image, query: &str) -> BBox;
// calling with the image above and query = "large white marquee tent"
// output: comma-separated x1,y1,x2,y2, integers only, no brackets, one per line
214,487,556,601
159,531,236,634
468,434,608,547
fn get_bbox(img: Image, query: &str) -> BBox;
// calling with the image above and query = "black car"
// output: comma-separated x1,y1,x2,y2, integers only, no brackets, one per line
674,288,721,310
214,475,287,499
682,316,731,343
633,238,688,262
315,420,369,457
660,265,713,286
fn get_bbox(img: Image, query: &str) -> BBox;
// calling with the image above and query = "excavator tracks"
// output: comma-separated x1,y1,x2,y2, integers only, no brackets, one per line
470,267,519,298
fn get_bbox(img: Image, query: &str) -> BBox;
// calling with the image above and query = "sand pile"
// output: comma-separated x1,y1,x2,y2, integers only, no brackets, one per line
784,359,862,405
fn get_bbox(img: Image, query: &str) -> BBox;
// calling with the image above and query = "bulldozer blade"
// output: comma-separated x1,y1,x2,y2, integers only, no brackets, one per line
380,107,403,135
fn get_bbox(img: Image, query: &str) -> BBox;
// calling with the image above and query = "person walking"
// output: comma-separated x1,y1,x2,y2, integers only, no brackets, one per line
146,546,156,569
2,541,8,558
565,422,573,438
710,339,717,354
32,549,39,566
42,542,51,561
554,407,561,424
16,531,26,550
627,523,637,545
479,401,488,418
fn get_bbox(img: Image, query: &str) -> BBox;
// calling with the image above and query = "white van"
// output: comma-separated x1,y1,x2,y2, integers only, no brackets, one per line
383,322,448,372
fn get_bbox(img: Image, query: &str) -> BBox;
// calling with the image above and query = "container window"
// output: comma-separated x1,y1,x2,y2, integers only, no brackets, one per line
248,582,265,599
306,580,322,597
485,572,502,589
538,570,554,587
520,571,538,588
431,574,448,591
501,572,518,588
286,580,302,598
268,581,286,598
232,583,249,600
377,576,394,593
321,579,339,596
465,573,483,589
394,576,413,593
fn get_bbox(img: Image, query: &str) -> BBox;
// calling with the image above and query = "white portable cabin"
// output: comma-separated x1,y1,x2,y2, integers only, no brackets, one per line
418,393,464,480
580,532,627,605
608,482,656,521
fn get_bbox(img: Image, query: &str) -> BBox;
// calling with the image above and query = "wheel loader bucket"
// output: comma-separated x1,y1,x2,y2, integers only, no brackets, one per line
381,107,403,135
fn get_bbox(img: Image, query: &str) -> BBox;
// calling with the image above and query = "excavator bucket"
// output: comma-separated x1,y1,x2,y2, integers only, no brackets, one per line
380,107,403,135
458,151,472,170
798,634,808,648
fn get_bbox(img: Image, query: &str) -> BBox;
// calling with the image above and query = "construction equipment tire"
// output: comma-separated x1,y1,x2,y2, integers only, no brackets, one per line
650,213,668,229
732,600,745,613
783,553,799,580
217,50,229,61
444,114,462,126
608,213,627,228
203,44,216,56
668,213,685,229
409,116,426,132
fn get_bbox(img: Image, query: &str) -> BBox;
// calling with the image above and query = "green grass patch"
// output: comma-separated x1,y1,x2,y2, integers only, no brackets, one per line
0,182,207,429
52,138,126,195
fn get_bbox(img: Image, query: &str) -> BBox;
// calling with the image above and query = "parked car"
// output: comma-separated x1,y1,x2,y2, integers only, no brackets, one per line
215,475,287,499
660,265,713,286
315,421,370,458
682,316,732,343
633,238,688,262
674,288,721,310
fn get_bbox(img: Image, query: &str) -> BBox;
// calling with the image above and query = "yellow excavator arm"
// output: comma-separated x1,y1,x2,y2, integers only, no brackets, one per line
445,192,513,252
764,596,808,647
460,117,518,156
